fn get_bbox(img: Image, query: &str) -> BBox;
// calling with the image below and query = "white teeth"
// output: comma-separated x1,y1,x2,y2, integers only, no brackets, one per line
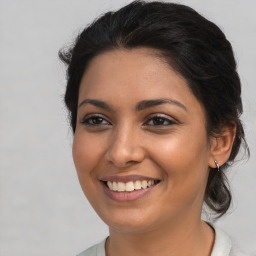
117,182,126,192
141,180,148,189
126,181,135,192
148,180,153,186
113,181,118,191
106,179,157,192
134,180,142,190
107,181,113,190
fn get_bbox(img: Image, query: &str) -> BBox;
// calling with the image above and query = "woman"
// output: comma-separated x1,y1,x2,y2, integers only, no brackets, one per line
59,1,249,255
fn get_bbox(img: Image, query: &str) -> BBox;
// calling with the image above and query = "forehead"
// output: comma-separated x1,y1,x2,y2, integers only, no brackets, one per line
78,48,202,113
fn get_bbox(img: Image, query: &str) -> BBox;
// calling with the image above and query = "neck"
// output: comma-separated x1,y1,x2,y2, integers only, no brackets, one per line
106,218,214,256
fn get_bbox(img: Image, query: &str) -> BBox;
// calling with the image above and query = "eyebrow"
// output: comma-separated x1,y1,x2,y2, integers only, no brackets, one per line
78,98,187,112
135,98,187,112
78,99,113,110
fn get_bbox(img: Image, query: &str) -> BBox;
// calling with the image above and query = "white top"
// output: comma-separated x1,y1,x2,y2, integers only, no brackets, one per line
77,225,239,256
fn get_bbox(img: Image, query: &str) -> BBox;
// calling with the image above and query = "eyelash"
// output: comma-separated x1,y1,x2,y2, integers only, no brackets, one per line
144,115,177,126
81,114,111,126
80,114,177,128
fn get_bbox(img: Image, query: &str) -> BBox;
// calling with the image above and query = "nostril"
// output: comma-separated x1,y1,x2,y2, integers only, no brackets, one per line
105,147,146,168
104,133,146,167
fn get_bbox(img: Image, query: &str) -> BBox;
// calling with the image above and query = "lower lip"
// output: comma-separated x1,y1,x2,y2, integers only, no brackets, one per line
101,183,157,202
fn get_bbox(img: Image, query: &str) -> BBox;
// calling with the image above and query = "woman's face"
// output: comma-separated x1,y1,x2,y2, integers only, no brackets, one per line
73,48,213,232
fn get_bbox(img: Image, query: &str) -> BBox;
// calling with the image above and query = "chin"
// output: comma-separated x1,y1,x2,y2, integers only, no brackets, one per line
99,208,159,233
109,221,155,234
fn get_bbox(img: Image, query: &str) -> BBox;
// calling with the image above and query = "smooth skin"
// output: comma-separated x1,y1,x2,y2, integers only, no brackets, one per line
73,48,236,256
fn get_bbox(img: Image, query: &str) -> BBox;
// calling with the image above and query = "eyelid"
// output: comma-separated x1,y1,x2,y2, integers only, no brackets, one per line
143,113,178,126
80,113,178,126
80,113,112,125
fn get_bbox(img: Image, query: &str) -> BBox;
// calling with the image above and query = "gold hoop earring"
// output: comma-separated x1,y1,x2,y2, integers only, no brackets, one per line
214,160,220,172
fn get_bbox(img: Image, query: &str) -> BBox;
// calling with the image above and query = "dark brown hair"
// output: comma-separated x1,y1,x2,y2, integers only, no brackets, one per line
59,0,249,217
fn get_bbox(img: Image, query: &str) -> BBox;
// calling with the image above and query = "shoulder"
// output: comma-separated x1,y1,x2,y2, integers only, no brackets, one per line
230,248,253,256
210,223,252,256
76,238,106,256
211,224,232,256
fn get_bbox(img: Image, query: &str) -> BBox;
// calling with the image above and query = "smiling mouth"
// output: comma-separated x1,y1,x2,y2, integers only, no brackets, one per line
102,179,161,192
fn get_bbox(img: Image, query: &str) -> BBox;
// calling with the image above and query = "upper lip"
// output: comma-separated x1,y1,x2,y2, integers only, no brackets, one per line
100,175,160,183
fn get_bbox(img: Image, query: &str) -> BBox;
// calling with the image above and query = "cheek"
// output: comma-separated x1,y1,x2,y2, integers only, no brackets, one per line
72,131,109,212
149,133,210,214
147,129,210,190
72,131,105,185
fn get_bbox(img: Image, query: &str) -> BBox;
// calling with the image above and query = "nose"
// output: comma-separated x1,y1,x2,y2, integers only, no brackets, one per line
105,124,146,168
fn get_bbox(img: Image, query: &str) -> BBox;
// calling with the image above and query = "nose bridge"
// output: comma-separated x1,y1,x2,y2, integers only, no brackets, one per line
106,122,144,167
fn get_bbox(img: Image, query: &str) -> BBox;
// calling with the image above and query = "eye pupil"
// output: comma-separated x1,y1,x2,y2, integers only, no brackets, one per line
92,117,103,124
153,117,165,125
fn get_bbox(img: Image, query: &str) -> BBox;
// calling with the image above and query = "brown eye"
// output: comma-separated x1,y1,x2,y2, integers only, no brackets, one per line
145,115,176,126
81,115,111,126
152,117,167,125
90,117,104,125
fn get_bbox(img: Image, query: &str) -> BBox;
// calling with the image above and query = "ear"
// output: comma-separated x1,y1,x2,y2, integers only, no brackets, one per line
208,122,236,169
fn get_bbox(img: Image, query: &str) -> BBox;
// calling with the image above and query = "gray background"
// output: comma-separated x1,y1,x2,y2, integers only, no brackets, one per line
0,0,255,255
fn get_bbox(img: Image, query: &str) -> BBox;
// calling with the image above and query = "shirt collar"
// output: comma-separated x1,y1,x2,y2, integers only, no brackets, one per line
211,224,232,256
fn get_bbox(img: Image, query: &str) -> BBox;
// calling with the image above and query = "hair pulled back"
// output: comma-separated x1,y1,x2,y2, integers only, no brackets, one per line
59,0,248,217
